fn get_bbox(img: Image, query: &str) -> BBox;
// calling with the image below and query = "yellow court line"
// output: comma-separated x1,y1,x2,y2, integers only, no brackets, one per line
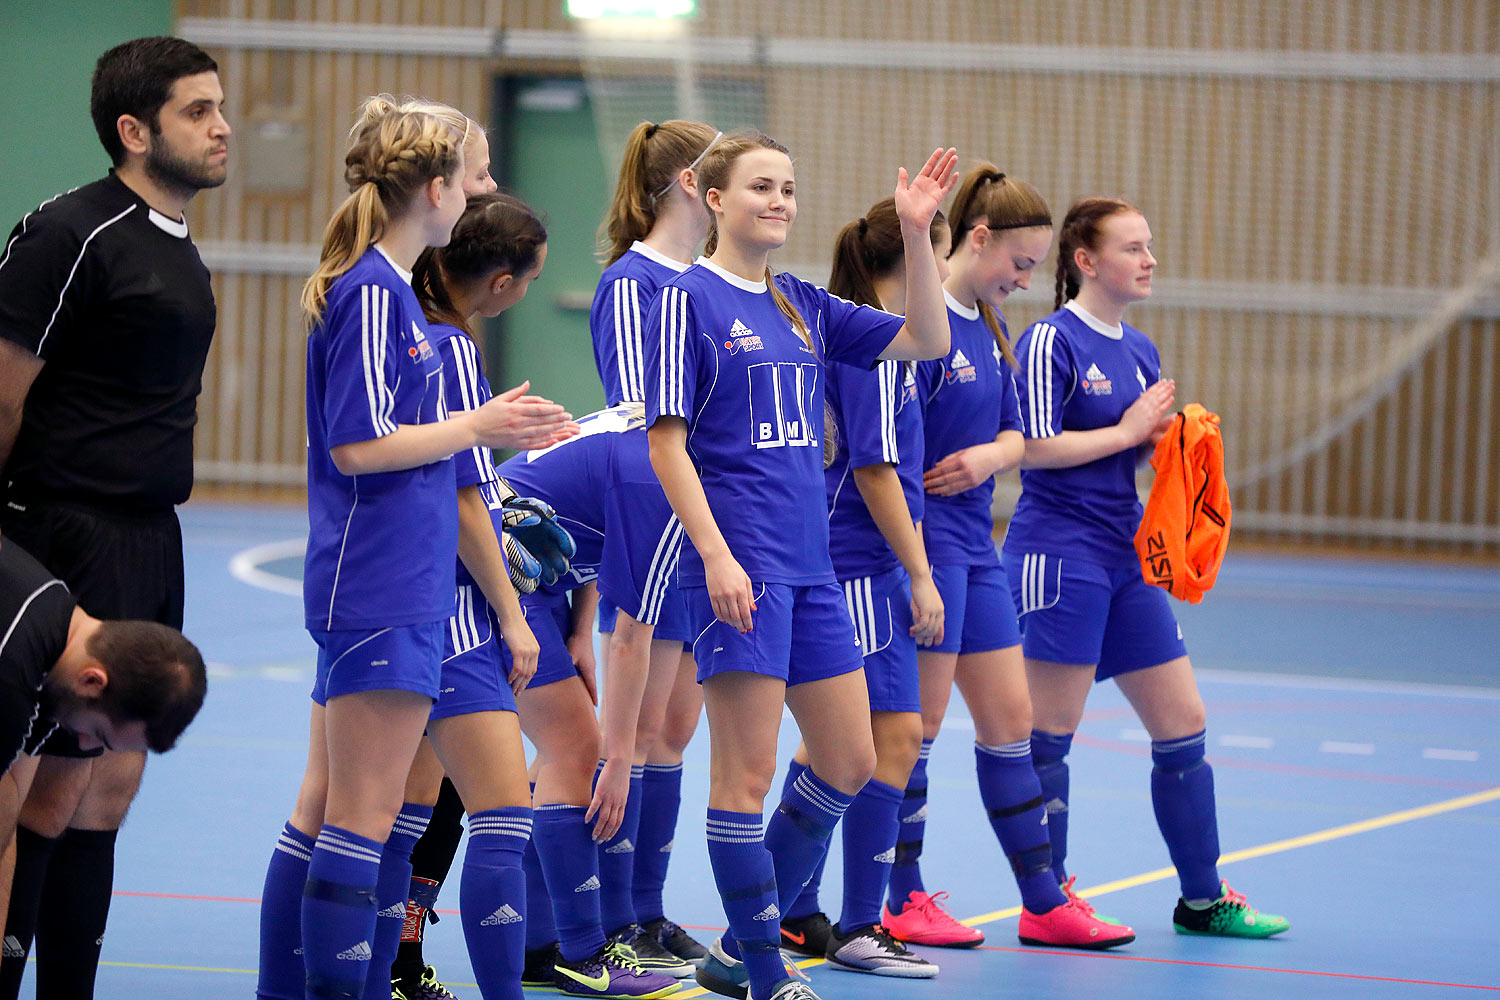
960,784,1500,927
99,960,256,974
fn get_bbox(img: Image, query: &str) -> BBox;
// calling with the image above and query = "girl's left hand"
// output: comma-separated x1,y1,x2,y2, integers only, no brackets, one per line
923,444,999,496
586,757,631,843
894,147,960,230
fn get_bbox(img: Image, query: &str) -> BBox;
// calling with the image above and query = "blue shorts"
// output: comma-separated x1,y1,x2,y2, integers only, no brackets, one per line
596,589,693,646
311,621,444,705
432,585,518,720
841,566,920,713
505,590,582,691
1006,553,1187,680
685,582,864,688
928,562,1021,655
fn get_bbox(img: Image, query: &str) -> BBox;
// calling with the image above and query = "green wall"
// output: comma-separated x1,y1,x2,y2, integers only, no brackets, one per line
0,1,174,228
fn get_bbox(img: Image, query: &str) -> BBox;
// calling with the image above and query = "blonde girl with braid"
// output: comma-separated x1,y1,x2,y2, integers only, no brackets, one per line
255,101,572,1000
643,131,956,1000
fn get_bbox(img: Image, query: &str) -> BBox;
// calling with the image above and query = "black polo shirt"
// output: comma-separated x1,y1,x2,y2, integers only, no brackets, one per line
0,541,75,771
0,172,217,512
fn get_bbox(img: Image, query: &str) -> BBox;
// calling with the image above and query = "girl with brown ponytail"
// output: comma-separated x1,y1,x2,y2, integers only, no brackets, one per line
587,120,721,974
767,196,950,977
643,132,957,1000
1006,198,1288,940
256,101,573,1000
879,165,1135,953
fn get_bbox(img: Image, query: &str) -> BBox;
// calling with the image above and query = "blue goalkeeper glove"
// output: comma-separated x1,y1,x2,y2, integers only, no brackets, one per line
496,488,576,589
502,531,543,595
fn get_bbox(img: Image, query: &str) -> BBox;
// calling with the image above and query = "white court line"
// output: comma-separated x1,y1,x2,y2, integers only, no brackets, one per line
1320,740,1376,755
1120,728,1152,742
1219,734,1275,749
1196,666,1500,701
1423,748,1481,762
227,538,305,597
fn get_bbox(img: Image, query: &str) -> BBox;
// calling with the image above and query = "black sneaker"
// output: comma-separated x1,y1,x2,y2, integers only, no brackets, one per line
522,944,561,991
641,917,707,965
609,923,696,978
824,923,938,978
777,912,833,958
399,964,462,998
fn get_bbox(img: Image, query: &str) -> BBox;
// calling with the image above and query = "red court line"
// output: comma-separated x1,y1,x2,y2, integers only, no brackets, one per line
1072,734,1493,791
976,945,1500,991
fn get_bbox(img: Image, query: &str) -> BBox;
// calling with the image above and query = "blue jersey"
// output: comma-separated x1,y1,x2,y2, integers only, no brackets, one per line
645,259,903,586
591,242,689,405
498,406,682,624
1004,300,1164,565
916,293,1023,567
303,247,457,631
825,359,924,580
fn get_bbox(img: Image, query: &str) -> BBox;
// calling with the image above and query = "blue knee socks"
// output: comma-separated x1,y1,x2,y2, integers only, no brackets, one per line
1031,730,1074,882
460,808,533,1000
886,738,932,911
533,804,606,962
778,760,825,921
838,779,903,934
522,835,557,952
257,822,314,1000
705,810,783,999
632,763,683,925
596,763,645,934
976,741,1065,914
362,805,432,1000
1150,731,1221,901
302,825,382,999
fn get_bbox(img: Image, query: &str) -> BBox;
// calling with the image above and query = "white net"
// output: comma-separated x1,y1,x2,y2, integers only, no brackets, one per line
577,0,1500,549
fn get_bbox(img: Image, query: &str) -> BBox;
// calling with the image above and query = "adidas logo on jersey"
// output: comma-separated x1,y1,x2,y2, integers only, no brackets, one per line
724,318,764,355
377,902,406,918
1082,362,1112,395
336,941,373,961
2,936,23,959
659,840,674,853
902,805,928,824
481,904,523,926
752,904,781,921
873,847,897,864
946,348,977,384
604,838,635,855
574,875,601,893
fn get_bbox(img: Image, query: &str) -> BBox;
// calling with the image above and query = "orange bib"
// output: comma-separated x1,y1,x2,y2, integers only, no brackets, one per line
1134,403,1231,604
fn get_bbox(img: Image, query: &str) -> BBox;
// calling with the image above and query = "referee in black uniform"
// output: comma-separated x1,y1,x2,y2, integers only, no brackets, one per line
0,36,228,1000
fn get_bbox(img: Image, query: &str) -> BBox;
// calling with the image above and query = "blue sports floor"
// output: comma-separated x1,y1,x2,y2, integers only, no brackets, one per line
31,502,1500,998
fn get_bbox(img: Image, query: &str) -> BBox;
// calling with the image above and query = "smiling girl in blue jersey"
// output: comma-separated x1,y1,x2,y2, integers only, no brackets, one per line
875,166,1134,955
254,103,573,1000
770,197,951,979
1008,197,1288,940
644,132,957,1000
588,119,723,971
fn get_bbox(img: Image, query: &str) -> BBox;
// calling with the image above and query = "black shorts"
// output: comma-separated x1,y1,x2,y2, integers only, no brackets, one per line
0,499,184,759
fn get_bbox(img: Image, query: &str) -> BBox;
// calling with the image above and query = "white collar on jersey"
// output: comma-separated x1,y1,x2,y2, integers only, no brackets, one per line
374,243,414,286
147,208,188,238
696,257,768,293
630,240,691,273
1064,299,1124,340
942,287,980,322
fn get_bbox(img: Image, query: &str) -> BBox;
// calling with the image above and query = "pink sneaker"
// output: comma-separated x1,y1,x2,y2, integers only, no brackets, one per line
881,890,985,948
1059,875,1128,927
1018,895,1135,950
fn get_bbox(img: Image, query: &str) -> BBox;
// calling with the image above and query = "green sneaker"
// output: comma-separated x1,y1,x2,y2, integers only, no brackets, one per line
1173,881,1289,938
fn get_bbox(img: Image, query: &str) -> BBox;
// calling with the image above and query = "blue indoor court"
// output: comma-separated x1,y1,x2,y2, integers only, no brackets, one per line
30,502,1497,999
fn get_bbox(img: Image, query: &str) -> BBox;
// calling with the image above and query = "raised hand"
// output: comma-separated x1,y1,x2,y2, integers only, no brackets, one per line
471,380,578,451
1119,378,1176,447
893,147,960,231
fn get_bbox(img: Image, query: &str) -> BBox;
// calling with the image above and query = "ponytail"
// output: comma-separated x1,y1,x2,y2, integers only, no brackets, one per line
946,162,1051,370
301,101,462,327
1054,196,1138,310
600,119,719,265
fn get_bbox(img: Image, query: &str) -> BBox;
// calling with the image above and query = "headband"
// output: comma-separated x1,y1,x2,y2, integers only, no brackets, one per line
653,130,724,201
